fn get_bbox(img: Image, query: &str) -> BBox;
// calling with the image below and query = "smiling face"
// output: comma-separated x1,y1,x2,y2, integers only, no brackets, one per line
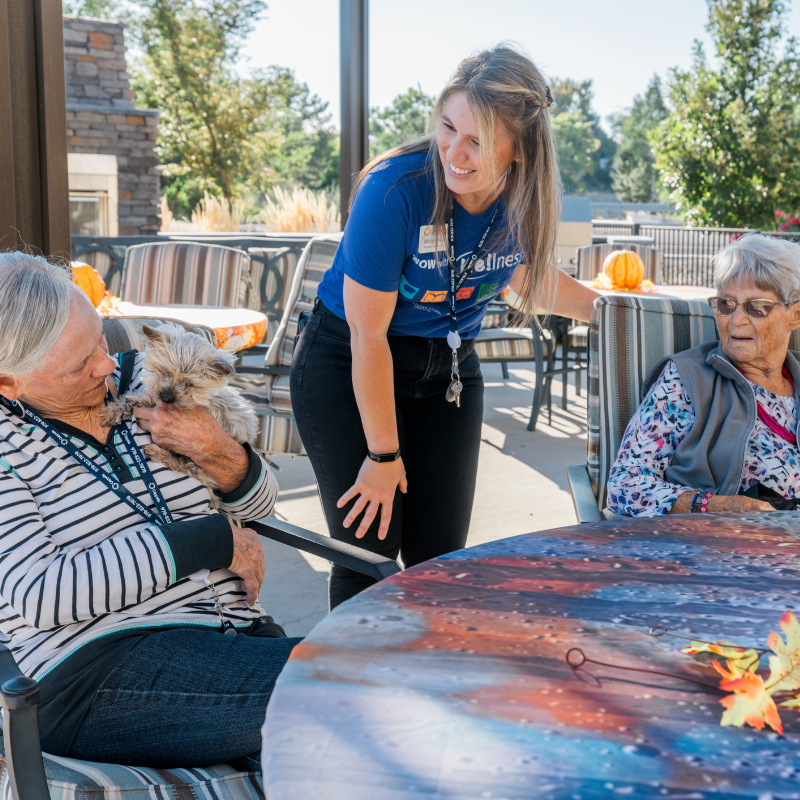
716,277,800,372
1,289,116,417
436,91,516,215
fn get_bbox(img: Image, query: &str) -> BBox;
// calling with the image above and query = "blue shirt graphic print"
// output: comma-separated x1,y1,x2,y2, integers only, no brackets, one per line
316,152,523,338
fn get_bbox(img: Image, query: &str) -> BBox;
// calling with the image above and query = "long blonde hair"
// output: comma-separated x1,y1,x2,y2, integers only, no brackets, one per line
353,44,561,322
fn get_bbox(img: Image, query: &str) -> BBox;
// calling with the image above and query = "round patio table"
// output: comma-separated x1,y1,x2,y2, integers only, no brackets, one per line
114,301,267,351
262,513,800,800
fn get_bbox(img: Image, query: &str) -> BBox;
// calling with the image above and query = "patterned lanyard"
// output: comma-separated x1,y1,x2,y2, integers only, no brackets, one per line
444,199,499,406
0,394,173,525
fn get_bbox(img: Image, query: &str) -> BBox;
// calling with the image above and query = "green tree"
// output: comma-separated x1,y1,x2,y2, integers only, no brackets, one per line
63,0,121,17
611,75,668,202
129,0,336,214
652,0,800,227
551,78,613,192
369,86,435,157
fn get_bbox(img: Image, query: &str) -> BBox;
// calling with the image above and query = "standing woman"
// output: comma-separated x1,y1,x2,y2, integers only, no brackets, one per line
291,45,598,607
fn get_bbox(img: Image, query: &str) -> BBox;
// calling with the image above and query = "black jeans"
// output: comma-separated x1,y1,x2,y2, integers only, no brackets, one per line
290,302,484,608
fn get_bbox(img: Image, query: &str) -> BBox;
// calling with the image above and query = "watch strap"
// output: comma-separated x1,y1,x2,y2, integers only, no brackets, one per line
367,448,401,463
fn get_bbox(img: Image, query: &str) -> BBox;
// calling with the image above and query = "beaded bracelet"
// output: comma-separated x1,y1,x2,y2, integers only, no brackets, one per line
690,492,713,513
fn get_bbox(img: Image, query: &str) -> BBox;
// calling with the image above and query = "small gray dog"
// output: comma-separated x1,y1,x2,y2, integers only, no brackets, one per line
101,323,259,504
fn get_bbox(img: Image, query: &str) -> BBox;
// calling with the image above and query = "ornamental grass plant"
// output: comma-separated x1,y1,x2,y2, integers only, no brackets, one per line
258,186,340,233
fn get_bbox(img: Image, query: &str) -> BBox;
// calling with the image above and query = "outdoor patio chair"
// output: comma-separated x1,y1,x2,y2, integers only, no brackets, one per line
576,242,662,284
121,241,252,310
233,234,343,457
566,294,720,522
2,314,401,800
247,246,304,340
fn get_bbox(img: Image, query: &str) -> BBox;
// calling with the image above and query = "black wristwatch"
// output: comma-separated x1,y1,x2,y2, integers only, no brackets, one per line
367,448,402,463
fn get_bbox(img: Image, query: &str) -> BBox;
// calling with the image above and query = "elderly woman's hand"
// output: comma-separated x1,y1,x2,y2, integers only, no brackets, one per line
133,403,249,493
669,491,775,514
228,522,265,605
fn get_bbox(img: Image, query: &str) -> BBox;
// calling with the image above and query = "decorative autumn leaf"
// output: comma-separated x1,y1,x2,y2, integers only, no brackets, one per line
713,661,784,735
681,641,761,672
765,610,800,694
779,695,800,709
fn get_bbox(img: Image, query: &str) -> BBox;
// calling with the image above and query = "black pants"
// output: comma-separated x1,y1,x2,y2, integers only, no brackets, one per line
290,302,484,608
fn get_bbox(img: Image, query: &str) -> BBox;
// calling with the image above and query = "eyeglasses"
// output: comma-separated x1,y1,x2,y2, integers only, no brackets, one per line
708,296,795,319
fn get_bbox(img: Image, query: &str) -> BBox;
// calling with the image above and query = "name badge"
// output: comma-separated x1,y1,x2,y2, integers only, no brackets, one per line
418,225,447,254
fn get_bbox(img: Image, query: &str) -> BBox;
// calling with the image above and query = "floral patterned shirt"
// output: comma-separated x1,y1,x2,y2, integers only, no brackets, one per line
607,360,800,516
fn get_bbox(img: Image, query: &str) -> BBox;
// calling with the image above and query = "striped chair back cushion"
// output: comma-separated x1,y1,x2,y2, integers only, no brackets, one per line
102,316,217,354
264,234,343,370
0,749,264,800
589,294,718,510
122,243,249,307
577,244,662,284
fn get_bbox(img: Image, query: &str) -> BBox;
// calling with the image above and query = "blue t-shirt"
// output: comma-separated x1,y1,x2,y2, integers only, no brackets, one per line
317,152,523,338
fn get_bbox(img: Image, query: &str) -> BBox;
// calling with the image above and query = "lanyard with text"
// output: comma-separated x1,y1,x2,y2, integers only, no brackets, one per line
0,395,173,525
445,199,500,406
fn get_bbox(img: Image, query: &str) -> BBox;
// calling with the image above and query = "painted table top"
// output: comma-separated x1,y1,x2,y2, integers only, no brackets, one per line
262,513,800,800
114,302,267,351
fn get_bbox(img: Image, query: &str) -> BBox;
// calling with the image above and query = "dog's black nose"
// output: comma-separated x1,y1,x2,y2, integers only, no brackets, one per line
160,391,175,404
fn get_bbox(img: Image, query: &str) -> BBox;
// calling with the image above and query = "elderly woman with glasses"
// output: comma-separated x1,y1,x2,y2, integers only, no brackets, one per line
607,234,800,517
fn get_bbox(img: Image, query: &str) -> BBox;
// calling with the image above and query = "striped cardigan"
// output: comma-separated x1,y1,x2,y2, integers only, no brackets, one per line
0,353,278,680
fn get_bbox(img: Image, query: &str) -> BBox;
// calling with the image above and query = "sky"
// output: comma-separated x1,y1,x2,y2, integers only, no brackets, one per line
241,0,800,131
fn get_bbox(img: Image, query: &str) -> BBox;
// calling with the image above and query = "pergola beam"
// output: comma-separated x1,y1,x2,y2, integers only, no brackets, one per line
339,0,369,229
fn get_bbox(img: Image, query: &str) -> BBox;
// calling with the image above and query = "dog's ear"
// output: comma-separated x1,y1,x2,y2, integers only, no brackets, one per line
208,353,235,380
141,324,165,344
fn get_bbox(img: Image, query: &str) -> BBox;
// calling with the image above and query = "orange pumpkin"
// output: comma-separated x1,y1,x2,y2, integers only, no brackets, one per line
602,250,645,290
72,262,106,307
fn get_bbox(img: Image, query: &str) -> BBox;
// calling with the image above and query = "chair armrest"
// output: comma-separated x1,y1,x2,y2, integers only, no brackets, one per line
234,365,291,376
0,645,49,800
248,517,402,582
566,465,603,523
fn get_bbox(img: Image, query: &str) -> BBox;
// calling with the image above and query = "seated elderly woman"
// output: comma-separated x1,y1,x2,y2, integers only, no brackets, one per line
0,252,297,768
608,234,800,517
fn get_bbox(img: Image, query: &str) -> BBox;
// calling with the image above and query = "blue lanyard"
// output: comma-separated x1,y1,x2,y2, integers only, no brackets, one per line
0,395,173,526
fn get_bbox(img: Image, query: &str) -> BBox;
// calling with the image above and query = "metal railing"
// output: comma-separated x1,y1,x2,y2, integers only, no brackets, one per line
591,222,797,286
71,232,315,318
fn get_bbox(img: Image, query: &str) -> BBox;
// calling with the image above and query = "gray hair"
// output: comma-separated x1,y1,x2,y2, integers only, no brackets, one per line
0,251,75,376
714,233,800,303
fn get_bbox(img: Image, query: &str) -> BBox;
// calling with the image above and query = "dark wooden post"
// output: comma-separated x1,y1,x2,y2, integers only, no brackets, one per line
339,0,369,229
0,0,70,257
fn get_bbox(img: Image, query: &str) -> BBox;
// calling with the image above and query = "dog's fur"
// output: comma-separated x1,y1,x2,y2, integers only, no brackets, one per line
101,323,259,506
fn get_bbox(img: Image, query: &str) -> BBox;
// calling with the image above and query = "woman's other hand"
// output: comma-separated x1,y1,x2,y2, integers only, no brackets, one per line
669,491,775,514
133,403,248,492
228,523,265,605
337,457,408,540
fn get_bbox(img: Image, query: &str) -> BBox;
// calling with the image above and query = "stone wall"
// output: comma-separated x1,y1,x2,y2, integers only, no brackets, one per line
64,16,160,235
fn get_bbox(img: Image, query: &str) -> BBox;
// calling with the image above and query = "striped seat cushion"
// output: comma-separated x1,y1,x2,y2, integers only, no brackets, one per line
122,243,249,308
0,752,264,800
102,316,216,354
474,327,554,361
481,304,508,330
589,294,718,511
577,243,661,283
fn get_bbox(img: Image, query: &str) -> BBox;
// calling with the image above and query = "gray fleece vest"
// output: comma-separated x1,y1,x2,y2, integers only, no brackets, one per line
640,341,800,495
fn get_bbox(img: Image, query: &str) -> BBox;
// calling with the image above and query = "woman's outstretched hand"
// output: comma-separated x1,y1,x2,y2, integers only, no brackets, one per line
337,457,408,540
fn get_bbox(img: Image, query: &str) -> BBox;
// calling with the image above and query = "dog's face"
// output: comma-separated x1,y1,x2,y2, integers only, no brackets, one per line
140,323,236,408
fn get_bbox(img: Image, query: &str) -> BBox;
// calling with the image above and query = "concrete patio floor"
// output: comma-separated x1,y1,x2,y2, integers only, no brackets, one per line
257,362,588,637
